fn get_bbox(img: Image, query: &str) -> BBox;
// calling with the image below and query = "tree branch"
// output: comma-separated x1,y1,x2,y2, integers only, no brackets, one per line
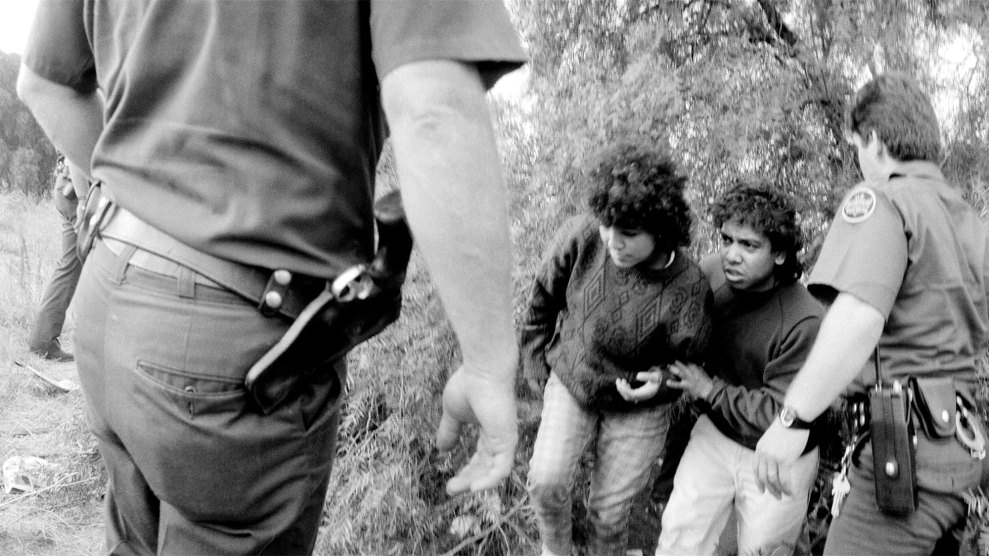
756,0,799,47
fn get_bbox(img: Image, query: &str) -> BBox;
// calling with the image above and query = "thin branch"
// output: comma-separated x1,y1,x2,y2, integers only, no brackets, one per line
0,476,100,510
437,498,527,556
755,0,799,47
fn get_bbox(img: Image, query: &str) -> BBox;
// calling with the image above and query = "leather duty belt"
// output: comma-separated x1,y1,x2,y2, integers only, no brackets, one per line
99,205,322,320
82,184,414,413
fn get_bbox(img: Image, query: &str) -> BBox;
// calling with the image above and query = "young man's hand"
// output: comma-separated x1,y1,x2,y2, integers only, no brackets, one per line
436,364,518,496
666,361,714,401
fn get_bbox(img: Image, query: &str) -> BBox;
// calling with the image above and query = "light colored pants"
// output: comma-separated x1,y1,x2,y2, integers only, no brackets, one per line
527,373,672,556
656,415,819,556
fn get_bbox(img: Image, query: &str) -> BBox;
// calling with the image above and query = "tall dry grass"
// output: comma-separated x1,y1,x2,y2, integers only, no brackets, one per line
0,191,103,555
0,191,63,357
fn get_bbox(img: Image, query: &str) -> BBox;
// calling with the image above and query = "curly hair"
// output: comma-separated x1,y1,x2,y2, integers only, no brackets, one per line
585,140,692,252
711,183,803,284
846,73,941,163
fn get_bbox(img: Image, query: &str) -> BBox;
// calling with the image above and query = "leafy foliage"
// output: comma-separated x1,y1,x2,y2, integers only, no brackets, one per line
0,51,58,198
318,1,989,555
8,1,987,554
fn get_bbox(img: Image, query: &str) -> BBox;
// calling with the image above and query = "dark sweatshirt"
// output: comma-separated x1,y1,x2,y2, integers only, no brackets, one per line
520,214,712,412
697,254,824,450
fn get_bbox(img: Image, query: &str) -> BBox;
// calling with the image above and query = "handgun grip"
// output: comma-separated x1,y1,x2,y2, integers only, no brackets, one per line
370,191,413,287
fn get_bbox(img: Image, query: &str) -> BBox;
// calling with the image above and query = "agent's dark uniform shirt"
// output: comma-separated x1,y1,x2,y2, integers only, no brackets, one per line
809,161,989,555
809,161,989,391
24,0,525,278
21,2,526,553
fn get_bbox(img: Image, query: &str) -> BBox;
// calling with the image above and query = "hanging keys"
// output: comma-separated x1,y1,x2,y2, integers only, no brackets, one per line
830,472,851,518
830,440,855,518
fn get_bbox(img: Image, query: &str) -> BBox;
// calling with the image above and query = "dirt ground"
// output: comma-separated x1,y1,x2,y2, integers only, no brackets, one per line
0,347,104,555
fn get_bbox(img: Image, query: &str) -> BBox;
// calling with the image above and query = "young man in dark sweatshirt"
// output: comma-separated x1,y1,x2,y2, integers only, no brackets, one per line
625,185,823,555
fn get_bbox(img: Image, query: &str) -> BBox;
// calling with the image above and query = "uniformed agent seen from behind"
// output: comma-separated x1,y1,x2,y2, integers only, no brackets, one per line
753,73,989,554
17,1,526,554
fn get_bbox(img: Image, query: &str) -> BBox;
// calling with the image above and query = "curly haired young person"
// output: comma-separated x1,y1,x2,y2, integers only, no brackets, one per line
521,139,712,556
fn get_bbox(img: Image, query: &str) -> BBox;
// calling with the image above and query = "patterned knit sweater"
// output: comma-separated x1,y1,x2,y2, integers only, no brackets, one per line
520,214,712,412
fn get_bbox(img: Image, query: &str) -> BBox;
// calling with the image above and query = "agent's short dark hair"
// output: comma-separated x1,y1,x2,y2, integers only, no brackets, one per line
585,140,692,252
711,184,803,284
846,73,941,162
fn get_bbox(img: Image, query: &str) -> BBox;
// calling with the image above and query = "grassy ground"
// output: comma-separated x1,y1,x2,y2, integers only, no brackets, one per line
0,192,104,555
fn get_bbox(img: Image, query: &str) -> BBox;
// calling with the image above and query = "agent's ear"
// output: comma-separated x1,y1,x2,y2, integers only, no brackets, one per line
869,130,889,161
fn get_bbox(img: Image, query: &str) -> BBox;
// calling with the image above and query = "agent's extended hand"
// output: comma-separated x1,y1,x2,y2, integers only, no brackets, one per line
616,366,665,403
666,360,714,400
436,365,518,496
754,419,809,498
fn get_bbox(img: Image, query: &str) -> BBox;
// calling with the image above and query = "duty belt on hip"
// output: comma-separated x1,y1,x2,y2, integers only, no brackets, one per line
78,183,413,413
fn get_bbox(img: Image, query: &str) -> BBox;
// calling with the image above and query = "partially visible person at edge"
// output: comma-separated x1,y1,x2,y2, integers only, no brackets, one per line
520,140,712,556
28,157,90,362
17,1,526,554
629,185,823,556
753,72,989,555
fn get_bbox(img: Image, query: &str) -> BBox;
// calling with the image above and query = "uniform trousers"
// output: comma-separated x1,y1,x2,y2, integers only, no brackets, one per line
825,422,988,556
656,415,818,556
527,372,672,556
75,238,344,555
28,187,81,352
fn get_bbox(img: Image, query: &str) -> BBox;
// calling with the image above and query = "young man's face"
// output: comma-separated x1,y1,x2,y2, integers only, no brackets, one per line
718,220,783,292
599,225,656,268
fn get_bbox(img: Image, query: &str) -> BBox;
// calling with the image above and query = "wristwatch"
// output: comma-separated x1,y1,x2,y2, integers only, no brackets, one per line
778,406,813,430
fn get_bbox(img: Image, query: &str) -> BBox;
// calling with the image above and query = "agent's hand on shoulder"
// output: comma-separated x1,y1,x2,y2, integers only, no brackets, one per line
436,364,518,496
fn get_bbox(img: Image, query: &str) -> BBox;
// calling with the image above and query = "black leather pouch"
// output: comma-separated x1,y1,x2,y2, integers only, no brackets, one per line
910,376,956,439
869,380,918,516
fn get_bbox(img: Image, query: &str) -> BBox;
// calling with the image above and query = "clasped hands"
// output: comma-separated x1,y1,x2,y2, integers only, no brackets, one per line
616,360,714,403
615,362,807,499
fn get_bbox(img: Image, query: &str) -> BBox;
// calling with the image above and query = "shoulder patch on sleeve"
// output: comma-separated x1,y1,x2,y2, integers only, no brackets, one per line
841,187,877,223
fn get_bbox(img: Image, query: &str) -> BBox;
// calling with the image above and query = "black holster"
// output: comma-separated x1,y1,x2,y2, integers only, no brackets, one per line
869,380,918,516
245,191,413,413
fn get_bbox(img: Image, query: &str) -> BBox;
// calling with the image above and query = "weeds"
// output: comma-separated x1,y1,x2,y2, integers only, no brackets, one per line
0,191,101,555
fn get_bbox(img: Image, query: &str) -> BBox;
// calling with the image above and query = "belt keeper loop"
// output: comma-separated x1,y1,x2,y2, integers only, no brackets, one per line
177,267,196,299
259,269,292,317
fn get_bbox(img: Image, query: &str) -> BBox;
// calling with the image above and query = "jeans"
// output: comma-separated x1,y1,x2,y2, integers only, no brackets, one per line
656,415,819,556
527,373,672,556
75,239,344,555
28,188,81,352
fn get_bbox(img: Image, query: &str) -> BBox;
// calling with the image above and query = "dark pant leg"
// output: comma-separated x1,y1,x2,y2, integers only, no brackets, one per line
652,405,698,505
28,193,81,351
824,441,972,556
75,240,345,555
